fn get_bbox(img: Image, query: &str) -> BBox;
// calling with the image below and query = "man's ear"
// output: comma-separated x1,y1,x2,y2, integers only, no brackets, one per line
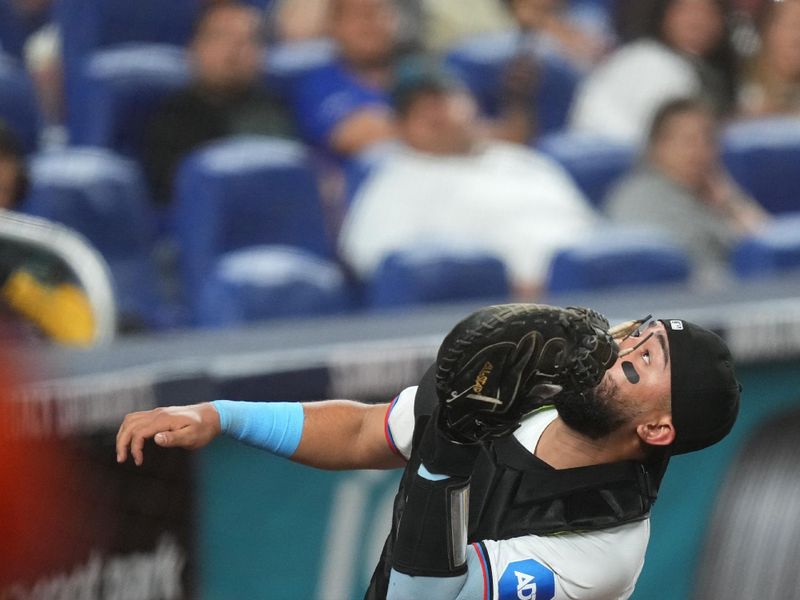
636,417,675,448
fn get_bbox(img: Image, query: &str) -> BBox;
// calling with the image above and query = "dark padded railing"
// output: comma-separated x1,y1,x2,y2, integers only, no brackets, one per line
693,407,800,599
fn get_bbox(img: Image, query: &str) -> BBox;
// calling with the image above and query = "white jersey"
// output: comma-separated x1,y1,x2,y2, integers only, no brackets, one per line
385,386,650,600
568,39,700,144
338,142,597,290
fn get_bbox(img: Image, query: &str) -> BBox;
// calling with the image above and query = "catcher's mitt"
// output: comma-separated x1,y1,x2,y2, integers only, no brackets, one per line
434,303,618,442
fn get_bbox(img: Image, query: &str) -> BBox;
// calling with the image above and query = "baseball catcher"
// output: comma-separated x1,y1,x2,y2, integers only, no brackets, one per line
116,303,741,600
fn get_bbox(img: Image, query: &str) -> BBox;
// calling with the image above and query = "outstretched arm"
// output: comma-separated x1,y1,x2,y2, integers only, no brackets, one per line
115,399,404,471
293,400,405,470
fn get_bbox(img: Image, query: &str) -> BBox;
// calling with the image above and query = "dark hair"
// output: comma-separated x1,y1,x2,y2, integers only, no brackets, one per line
391,57,466,116
647,96,716,145
191,0,266,42
0,124,28,209
648,0,739,112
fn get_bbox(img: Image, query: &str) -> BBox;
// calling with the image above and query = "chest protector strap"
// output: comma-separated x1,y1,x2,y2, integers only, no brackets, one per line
468,434,660,541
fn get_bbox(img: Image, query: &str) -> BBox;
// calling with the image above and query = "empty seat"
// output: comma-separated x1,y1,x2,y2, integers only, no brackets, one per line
535,131,636,207
67,44,190,158
55,0,199,139
722,117,800,215
546,226,691,293
0,54,42,154
196,245,351,327
55,0,198,74
445,31,586,136
731,212,800,278
172,136,333,303
22,147,165,328
368,244,510,308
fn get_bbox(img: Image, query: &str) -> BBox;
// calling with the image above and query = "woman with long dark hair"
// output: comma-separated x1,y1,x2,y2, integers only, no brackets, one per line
738,0,800,116
569,0,739,143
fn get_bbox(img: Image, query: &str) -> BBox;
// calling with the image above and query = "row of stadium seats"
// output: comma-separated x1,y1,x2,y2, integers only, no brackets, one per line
4,40,800,215
535,116,800,215
1,31,585,158
19,138,800,331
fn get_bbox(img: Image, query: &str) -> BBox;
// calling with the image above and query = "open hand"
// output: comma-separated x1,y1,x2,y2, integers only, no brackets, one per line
116,403,221,466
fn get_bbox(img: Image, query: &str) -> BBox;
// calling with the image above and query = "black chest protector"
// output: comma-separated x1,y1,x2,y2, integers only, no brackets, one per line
364,369,665,600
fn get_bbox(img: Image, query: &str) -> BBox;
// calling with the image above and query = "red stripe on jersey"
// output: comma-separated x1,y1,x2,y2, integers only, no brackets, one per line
473,543,490,600
384,395,401,456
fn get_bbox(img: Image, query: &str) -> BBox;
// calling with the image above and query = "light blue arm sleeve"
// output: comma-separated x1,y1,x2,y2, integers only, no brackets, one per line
387,549,484,600
212,400,304,458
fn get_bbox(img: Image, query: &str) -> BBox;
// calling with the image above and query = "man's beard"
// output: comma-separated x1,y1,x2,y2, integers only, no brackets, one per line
552,377,629,440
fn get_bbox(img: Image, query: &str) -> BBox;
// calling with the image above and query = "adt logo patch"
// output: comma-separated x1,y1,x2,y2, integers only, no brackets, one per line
498,559,555,600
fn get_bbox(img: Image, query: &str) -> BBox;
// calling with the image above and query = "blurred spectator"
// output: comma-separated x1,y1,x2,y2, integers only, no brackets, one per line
613,0,661,43
570,0,738,143
270,0,333,41
505,0,610,67
290,0,401,159
482,0,611,143
271,0,423,51
738,0,800,116
604,97,769,284
143,1,296,204
422,0,513,53
0,124,28,211
292,0,546,159
0,129,101,345
338,62,597,298
23,23,63,142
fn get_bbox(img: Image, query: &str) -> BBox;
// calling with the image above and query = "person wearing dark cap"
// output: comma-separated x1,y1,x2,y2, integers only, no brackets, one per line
116,304,740,599
338,59,597,299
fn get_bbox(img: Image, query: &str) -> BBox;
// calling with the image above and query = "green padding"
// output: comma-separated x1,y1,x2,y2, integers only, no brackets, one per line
197,437,402,599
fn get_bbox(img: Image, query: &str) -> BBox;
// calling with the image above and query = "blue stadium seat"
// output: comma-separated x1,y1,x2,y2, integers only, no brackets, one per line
55,0,198,137
0,1,44,59
535,131,636,207
173,136,333,304
196,245,352,327
722,117,800,215
263,37,336,99
55,0,198,73
445,31,586,136
367,245,511,308
0,53,41,153
22,147,166,328
68,44,190,158
546,226,691,293
731,213,800,279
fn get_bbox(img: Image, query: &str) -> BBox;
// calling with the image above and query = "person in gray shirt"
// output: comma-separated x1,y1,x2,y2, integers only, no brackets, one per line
604,96,769,284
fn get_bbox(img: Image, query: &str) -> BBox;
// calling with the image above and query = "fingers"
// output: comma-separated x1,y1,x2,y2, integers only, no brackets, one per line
116,410,147,465
154,427,195,448
116,405,212,466
116,408,182,466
